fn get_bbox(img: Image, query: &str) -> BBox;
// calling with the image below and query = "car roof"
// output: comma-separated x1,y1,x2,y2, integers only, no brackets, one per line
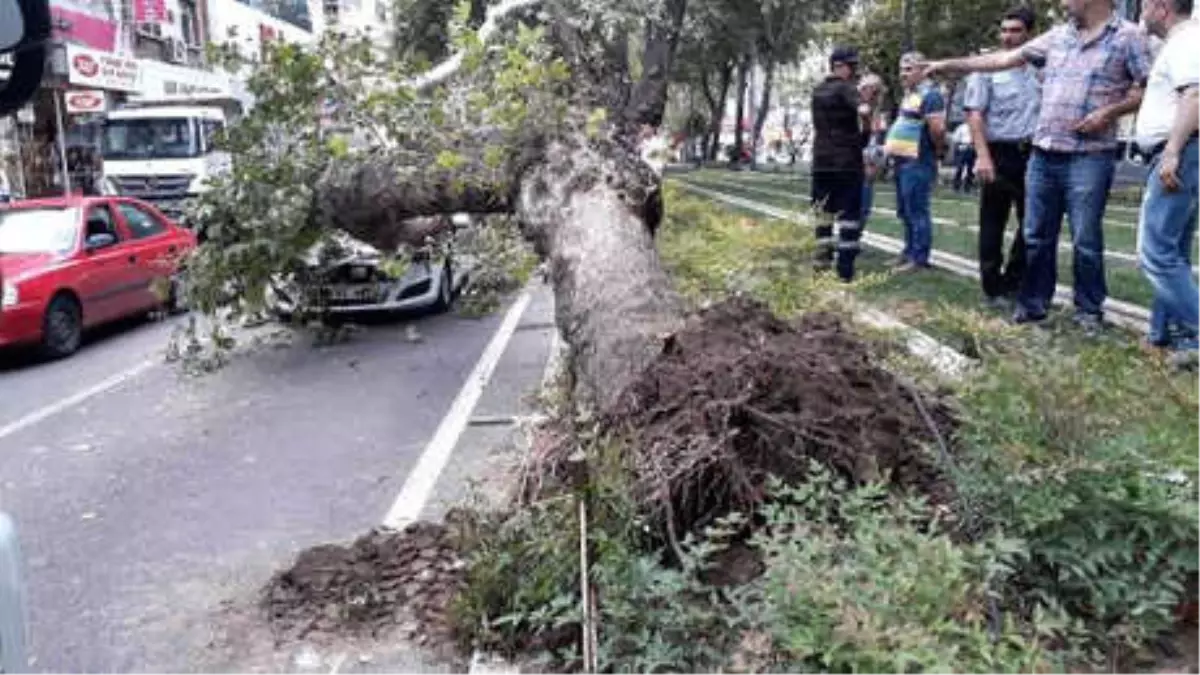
2,195,100,210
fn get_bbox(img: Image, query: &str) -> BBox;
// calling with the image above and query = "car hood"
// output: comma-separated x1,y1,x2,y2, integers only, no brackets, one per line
0,252,60,281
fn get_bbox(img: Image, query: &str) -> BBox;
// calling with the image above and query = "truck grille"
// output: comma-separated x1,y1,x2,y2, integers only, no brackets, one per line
112,174,194,200
111,174,195,219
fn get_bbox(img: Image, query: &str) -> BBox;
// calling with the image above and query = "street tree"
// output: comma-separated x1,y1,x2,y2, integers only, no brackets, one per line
825,0,1057,108
189,0,858,410
188,0,696,412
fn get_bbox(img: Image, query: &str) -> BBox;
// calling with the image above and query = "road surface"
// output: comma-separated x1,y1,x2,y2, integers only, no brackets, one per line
0,297,547,672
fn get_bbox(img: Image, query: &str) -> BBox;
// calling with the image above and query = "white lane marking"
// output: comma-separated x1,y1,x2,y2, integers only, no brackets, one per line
382,290,533,529
0,359,157,442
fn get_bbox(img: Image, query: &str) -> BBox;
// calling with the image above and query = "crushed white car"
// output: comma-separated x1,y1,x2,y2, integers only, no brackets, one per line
265,215,474,319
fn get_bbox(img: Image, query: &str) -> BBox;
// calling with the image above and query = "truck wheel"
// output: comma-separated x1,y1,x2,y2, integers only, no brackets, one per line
40,294,83,359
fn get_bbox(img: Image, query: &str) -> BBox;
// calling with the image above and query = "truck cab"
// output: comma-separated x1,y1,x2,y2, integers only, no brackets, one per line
99,105,234,222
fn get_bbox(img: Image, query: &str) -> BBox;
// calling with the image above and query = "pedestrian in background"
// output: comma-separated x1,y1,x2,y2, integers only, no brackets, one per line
884,51,947,272
962,5,1041,308
924,0,1152,332
810,46,872,281
951,122,976,192
859,74,887,226
1133,0,1198,368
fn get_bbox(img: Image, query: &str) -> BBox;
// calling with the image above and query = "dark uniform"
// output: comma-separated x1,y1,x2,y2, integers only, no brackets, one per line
810,47,869,281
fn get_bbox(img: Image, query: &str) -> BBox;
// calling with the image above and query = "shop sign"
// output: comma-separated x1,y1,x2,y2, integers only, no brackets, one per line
126,60,235,103
65,43,139,92
65,89,108,114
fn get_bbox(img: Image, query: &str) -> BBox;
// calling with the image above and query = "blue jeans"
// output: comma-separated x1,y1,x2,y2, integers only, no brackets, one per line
895,161,935,265
1140,137,1199,351
1018,150,1115,318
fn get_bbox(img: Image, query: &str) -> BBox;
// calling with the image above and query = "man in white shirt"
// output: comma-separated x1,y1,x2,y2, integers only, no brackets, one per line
950,123,976,192
1134,0,1198,367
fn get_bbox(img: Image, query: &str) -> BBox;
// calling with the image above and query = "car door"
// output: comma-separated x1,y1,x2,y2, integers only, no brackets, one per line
114,201,175,310
73,203,141,325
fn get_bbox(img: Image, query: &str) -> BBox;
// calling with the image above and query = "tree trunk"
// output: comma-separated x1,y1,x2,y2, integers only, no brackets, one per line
703,63,732,161
751,60,775,165
623,0,688,129
516,139,686,410
733,54,749,162
317,137,685,411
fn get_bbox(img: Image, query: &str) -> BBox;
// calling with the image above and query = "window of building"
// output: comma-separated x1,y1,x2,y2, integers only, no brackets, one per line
180,0,202,47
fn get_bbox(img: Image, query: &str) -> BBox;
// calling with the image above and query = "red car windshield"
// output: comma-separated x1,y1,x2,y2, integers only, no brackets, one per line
0,207,81,254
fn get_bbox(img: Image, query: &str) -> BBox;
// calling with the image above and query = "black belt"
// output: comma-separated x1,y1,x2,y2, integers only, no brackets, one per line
988,139,1033,152
1140,134,1199,162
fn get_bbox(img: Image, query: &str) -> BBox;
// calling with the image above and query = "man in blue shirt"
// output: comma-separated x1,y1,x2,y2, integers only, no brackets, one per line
885,51,947,271
963,6,1042,306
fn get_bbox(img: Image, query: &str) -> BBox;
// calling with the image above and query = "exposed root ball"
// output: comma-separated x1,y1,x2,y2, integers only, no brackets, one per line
606,296,953,535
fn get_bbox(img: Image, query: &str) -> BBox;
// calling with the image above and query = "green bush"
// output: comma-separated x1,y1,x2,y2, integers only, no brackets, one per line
743,472,1070,674
953,346,1199,661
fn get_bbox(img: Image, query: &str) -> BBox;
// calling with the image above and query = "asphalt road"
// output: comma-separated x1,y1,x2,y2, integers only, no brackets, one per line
0,306,510,672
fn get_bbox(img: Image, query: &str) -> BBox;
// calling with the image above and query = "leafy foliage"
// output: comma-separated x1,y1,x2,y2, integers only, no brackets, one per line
953,344,1199,661
182,12,569,330
823,0,1059,110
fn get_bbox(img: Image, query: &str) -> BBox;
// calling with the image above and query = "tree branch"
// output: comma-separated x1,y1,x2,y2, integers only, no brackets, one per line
405,0,545,93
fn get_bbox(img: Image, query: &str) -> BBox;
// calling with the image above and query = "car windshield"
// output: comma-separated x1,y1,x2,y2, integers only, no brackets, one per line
0,207,81,254
102,117,199,160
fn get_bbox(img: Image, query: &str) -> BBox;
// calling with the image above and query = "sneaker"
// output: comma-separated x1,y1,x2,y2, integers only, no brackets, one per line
982,295,1011,311
1073,312,1104,336
895,261,928,274
1166,349,1199,371
891,255,911,268
1011,308,1048,326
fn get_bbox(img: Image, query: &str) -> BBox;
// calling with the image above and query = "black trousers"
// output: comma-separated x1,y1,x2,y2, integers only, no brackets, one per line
811,169,865,281
978,141,1030,298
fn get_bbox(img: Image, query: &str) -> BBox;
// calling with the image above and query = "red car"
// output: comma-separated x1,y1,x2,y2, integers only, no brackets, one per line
0,195,197,358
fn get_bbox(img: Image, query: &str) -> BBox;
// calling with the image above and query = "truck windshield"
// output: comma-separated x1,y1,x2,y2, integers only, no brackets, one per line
102,118,199,160
0,208,81,254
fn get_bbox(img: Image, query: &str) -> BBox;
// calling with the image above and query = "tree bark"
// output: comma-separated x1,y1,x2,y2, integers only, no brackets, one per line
733,54,750,161
751,60,775,164
516,139,686,410
315,136,684,411
702,62,732,161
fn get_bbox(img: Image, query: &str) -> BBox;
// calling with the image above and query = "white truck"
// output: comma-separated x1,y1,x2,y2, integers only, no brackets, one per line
98,96,245,221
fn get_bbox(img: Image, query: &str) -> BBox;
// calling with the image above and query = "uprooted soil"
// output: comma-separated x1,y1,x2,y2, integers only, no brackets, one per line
605,296,956,536
261,522,465,650
259,296,958,653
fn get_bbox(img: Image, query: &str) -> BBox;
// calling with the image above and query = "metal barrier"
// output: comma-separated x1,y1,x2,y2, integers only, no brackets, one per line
0,513,27,673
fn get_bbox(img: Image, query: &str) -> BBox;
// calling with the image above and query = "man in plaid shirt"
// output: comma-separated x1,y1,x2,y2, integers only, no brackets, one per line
922,0,1154,331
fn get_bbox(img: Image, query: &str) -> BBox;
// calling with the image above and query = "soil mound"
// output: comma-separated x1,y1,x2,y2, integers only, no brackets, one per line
262,522,464,646
606,296,953,535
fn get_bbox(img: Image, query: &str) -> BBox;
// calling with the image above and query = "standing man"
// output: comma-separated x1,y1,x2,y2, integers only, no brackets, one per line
951,123,976,192
859,74,888,226
810,46,873,281
884,52,947,271
924,0,1152,330
1134,0,1198,367
962,6,1041,307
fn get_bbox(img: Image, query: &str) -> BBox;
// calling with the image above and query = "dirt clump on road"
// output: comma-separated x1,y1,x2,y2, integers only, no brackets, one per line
605,295,955,536
261,522,465,648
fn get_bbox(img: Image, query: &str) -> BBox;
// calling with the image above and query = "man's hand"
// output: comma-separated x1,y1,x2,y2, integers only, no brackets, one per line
1159,150,1182,191
920,60,956,79
975,153,997,184
1072,108,1113,135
